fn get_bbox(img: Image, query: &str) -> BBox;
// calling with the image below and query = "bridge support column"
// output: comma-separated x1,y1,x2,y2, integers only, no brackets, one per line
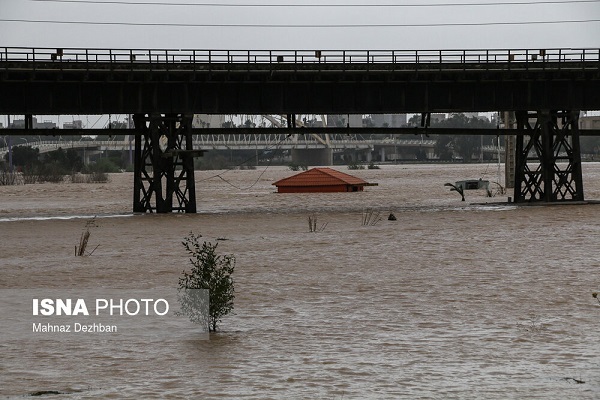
25,114,33,129
503,111,516,189
291,148,332,166
513,110,583,202
132,113,198,213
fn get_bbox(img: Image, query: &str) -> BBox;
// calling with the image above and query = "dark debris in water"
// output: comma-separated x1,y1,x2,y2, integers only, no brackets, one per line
563,377,585,384
28,388,88,397
29,391,65,397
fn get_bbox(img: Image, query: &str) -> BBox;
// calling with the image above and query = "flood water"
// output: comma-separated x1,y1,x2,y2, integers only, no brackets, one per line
1,163,600,399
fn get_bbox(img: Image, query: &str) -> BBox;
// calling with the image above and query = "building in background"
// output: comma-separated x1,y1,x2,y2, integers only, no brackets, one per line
371,114,408,127
580,115,600,130
63,120,83,129
9,117,57,129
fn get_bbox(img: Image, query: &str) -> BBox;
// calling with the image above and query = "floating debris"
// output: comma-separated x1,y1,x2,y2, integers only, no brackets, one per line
362,209,382,226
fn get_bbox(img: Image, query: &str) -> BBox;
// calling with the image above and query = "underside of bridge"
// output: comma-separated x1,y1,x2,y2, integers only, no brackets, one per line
514,110,583,203
1,48,599,212
127,109,585,212
132,113,200,213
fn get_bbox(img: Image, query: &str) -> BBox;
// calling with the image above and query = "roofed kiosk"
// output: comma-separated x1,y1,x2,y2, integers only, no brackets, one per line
273,168,375,193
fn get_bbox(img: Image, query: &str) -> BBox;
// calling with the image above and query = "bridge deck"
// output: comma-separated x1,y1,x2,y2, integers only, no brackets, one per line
1,47,599,114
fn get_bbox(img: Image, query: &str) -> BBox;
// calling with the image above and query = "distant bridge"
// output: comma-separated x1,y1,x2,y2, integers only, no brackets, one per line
0,134,505,160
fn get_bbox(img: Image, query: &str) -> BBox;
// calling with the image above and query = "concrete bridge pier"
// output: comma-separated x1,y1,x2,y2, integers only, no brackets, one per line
132,113,198,213
291,148,333,166
82,149,101,165
503,111,516,189
380,148,386,162
514,110,583,202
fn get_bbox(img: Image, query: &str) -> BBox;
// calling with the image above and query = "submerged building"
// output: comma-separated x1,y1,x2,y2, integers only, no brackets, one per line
273,167,373,193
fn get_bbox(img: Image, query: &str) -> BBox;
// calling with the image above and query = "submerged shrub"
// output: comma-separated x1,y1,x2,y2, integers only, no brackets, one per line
179,233,235,332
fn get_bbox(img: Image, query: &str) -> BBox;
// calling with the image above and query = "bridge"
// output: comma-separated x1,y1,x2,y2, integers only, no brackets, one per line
0,135,506,162
1,47,600,212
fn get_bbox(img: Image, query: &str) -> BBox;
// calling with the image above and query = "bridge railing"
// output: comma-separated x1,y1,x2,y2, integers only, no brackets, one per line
0,136,439,151
0,138,505,162
1,47,599,66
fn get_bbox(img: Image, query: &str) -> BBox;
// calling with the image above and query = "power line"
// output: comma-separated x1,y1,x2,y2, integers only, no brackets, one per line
198,133,291,190
2,18,599,27
27,0,600,7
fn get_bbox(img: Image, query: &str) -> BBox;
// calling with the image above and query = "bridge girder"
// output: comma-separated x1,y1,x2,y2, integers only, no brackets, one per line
1,49,599,115
2,79,599,115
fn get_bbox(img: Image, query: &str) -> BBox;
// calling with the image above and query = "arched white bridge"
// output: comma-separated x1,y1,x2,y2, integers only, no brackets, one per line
0,133,503,158
0,134,504,154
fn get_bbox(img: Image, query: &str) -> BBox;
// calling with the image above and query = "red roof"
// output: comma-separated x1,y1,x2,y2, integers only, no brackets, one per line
273,168,368,187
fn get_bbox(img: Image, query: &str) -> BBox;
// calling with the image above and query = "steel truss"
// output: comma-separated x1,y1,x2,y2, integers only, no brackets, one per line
133,113,197,213
514,110,583,202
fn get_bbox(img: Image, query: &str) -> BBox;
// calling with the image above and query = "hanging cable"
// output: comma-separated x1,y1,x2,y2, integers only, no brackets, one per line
215,148,281,190
1,18,599,28
197,132,292,190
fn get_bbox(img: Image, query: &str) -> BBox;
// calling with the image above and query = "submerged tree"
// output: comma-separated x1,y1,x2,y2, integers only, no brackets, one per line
434,135,454,161
409,113,497,162
179,233,235,332
6,146,39,168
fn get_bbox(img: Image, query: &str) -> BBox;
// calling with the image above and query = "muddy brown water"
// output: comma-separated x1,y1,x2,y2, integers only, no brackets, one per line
1,164,600,399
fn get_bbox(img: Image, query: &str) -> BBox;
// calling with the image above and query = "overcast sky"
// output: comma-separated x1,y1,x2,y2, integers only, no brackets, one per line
1,0,599,50
1,0,599,127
